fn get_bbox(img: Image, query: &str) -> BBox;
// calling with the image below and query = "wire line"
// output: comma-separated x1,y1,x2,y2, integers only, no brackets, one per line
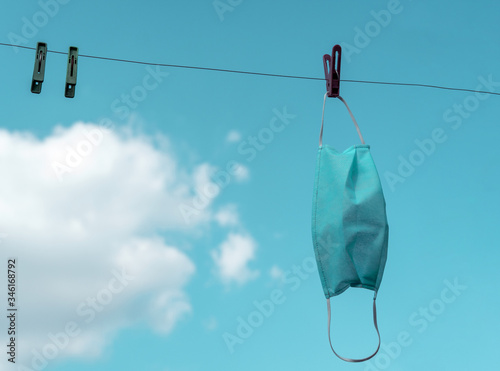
1,42,500,96
342,79,500,96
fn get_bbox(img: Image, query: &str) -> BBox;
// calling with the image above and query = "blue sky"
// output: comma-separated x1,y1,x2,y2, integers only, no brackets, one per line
1,0,499,370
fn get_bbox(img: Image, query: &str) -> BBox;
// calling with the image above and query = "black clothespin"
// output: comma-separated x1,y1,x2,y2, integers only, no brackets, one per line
31,42,47,94
65,46,78,98
323,45,342,97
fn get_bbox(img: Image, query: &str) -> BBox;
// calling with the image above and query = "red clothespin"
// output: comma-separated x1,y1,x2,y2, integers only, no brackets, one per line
323,45,341,97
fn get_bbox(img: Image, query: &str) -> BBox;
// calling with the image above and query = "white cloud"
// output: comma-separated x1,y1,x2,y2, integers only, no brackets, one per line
225,130,242,143
232,162,250,182
0,123,213,231
202,316,218,331
214,204,239,227
193,163,218,196
0,123,217,367
269,265,285,281
211,233,259,285
148,290,193,334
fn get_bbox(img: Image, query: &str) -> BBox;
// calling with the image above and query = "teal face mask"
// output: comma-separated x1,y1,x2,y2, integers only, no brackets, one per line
311,94,389,362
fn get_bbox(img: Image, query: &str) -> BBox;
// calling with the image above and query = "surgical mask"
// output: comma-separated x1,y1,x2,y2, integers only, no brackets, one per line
311,94,389,362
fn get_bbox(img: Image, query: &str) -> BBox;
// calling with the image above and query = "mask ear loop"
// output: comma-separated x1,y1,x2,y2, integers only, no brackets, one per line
319,94,365,146
326,294,381,362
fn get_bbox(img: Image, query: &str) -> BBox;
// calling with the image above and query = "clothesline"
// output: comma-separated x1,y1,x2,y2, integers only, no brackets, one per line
1,41,500,97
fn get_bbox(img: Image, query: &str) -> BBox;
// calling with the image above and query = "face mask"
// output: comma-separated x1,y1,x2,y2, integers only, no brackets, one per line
311,94,389,362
